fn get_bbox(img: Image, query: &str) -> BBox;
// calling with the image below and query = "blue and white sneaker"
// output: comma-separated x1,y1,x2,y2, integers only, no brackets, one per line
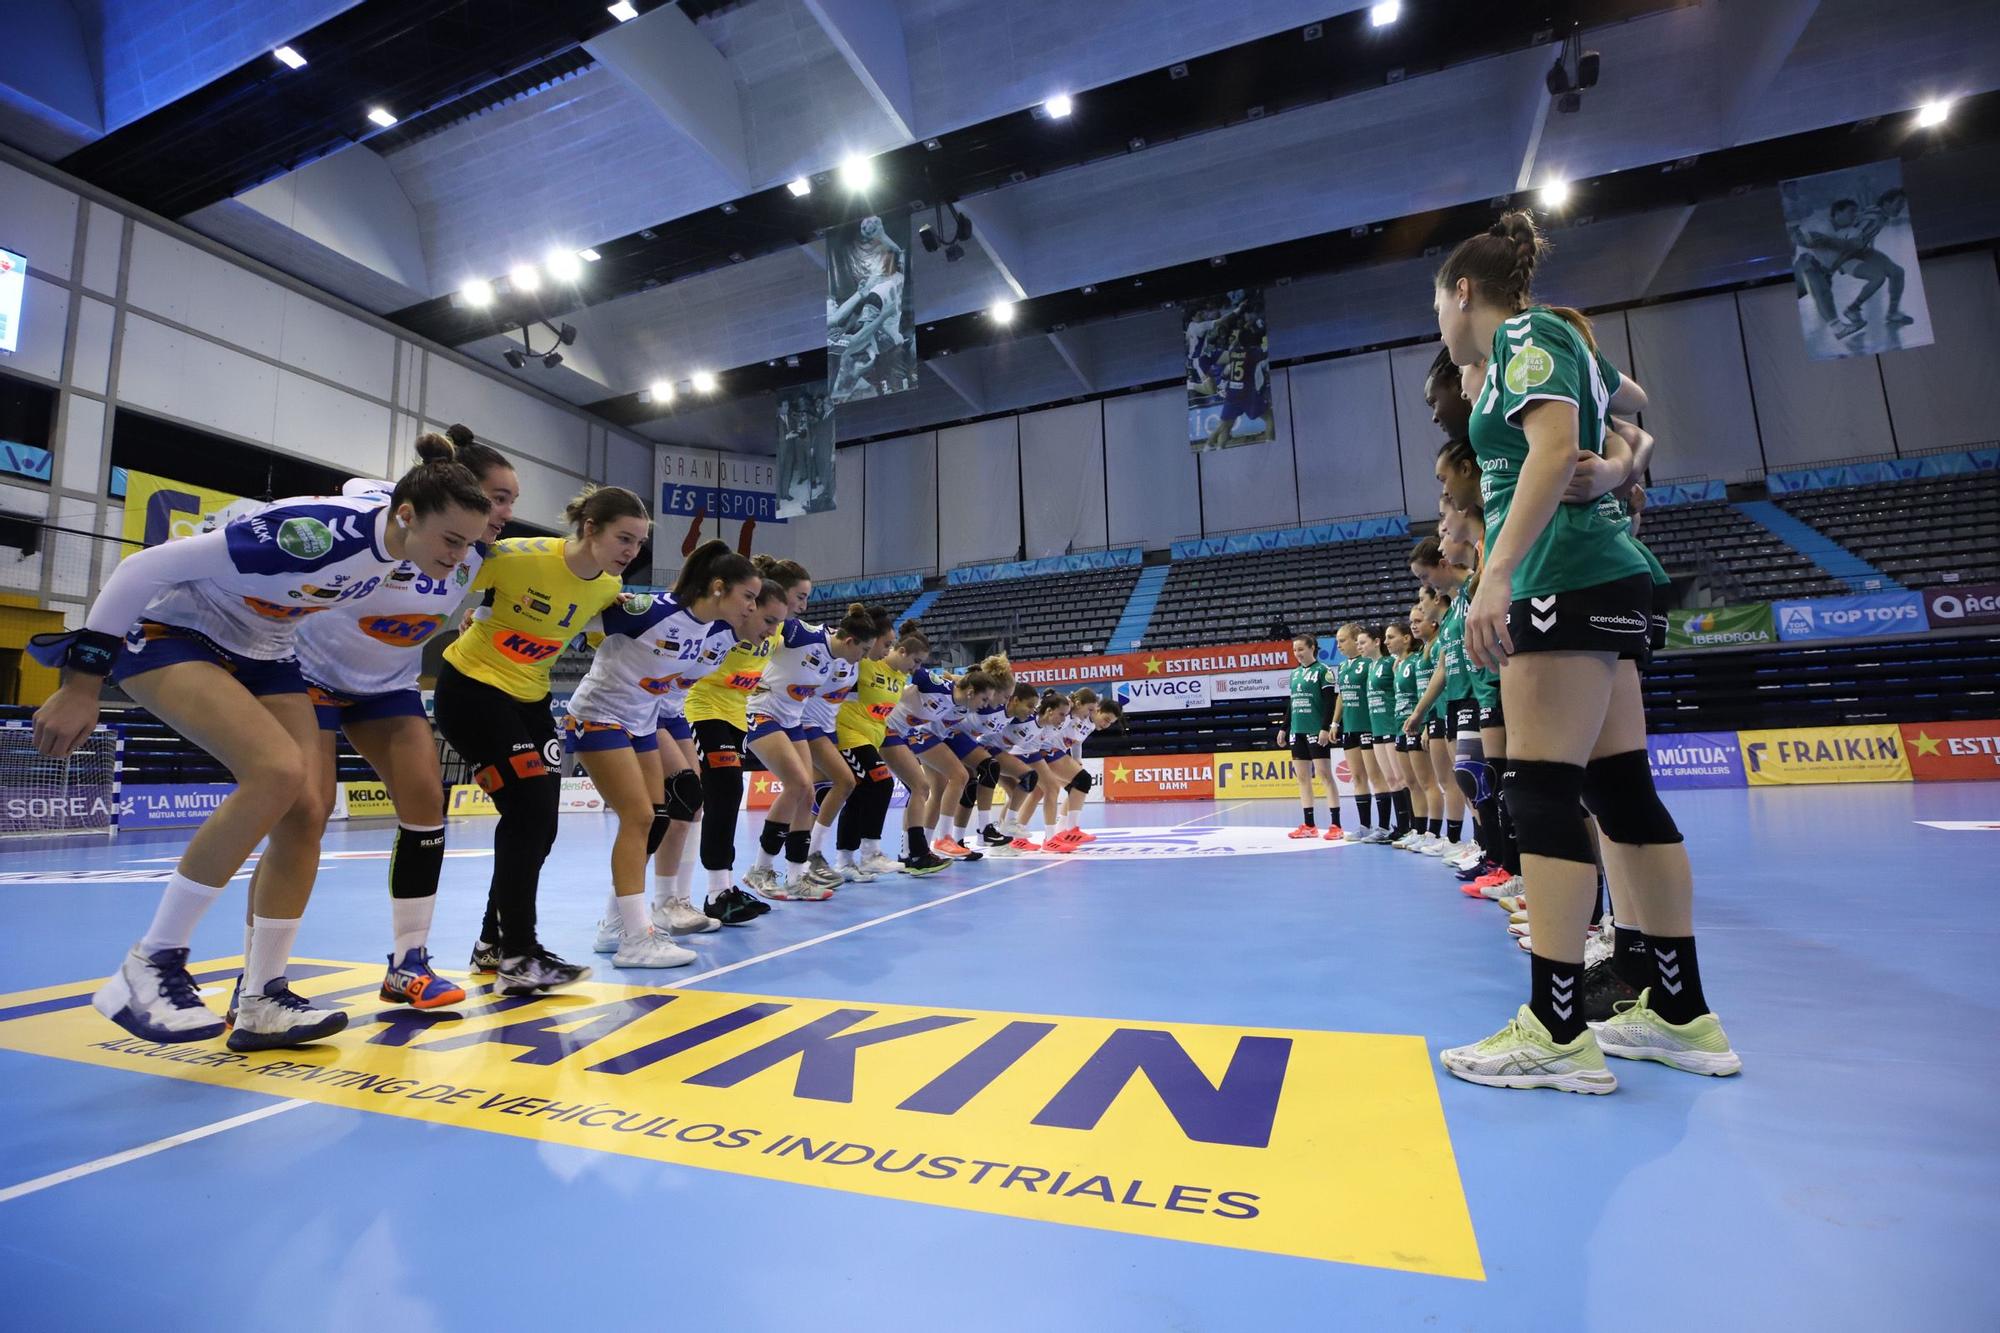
380,949,466,1009
92,946,225,1042
226,978,349,1052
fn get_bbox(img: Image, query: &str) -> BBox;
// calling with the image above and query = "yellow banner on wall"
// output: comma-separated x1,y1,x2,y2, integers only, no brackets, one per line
0,959,1481,1278
119,469,257,558
342,781,395,818
448,783,498,816
1739,725,1913,785
1213,751,1331,800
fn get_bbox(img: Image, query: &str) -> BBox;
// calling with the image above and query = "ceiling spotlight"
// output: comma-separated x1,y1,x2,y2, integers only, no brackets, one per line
1044,94,1073,119
720,202,738,216
509,263,540,292
990,301,1015,324
545,249,582,282
542,351,564,369
839,154,875,191
786,176,812,197
692,371,718,393
785,355,799,368
459,278,494,308
1080,284,1096,294
1916,99,1952,128
608,1,639,20
1169,63,1188,80
647,379,675,404
366,107,398,128
273,45,306,70
503,348,526,370
1369,1,1400,26
1539,179,1571,208
923,138,941,151
578,248,601,262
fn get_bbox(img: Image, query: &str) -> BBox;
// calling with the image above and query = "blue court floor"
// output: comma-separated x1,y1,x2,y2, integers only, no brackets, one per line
1,783,1995,1332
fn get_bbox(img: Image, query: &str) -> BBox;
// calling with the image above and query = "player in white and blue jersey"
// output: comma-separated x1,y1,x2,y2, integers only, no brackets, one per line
31,441,493,1052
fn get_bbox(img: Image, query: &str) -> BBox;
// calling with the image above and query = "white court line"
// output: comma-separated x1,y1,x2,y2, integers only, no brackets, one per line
0,1099,308,1205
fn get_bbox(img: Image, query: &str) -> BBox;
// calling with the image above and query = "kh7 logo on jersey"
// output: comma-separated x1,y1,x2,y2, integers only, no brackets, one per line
495,630,563,663
359,613,446,647
0,962,1478,1277
276,517,335,559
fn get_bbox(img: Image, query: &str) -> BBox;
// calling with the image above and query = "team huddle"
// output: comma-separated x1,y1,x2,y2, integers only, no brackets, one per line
27,435,1121,1054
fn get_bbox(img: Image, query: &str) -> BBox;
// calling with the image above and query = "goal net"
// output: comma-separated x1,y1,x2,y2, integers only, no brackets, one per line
0,722,122,837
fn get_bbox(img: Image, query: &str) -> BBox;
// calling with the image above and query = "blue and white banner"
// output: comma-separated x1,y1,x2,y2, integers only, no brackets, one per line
812,573,924,601
1172,515,1409,561
657,446,786,529
1765,446,1997,495
948,547,1142,586
1647,732,1745,790
1116,676,1213,713
1645,479,1725,507
0,440,52,483
1773,591,1928,641
121,783,235,828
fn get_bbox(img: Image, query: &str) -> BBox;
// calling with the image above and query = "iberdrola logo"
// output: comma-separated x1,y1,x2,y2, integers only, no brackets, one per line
1504,341,1555,395
1688,611,1718,632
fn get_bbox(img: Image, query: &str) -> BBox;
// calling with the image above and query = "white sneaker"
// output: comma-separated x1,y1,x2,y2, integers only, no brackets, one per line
765,874,835,901
839,859,876,883
612,930,697,968
653,896,719,936
593,915,622,954
859,853,902,877
1584,929,1615,968
1447,843,1484,870
227,978,350,1052
93,946,226,1042
1479,874,1522,902
1440,1004,1617,1094
1421,837,1453,858
742,866,780,895
802,853,847,890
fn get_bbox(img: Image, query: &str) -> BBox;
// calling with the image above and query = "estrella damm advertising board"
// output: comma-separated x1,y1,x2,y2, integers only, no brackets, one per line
0,960,1479,1277
1739,725,1912,785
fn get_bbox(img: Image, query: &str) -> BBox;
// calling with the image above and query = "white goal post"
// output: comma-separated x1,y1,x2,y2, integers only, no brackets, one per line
0,722,123,837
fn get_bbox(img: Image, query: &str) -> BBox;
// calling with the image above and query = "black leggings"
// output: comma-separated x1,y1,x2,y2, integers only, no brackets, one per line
432,661,558,958
837,745,893,852
693,719,746,871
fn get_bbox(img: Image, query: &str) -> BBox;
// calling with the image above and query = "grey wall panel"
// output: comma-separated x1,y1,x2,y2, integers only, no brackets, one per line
1290,353,1406,520
1018,402,1109,556
1625,294,1765,481
863,432,939,575
1103,388,1200,548
1738,284,1895,466
937,417,1022,567
1879,252,2000,452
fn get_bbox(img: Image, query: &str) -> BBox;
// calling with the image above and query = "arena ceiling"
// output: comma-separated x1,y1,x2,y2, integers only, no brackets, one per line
5,0,1998,454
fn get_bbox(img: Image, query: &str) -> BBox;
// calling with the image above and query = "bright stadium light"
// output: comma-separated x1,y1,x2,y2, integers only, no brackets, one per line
990,300,1015,324
1044,94,1073,119
509,264,541,293
273,46,306,70
787,176,812,197
459,279,494,308
608,2,639,21
691,371,718,393
1370,1,1401,27
545,248,582,282
578,248,602,262
366,107,398,128
1539,178,1571,208
1916,99,1952,128
647,379,675,404
839,154,875,191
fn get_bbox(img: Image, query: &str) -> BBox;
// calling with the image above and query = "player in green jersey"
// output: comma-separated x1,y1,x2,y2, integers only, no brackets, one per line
1279,635,1342,839
1357,624,1412,843
1383,619,1433,850
1431,211,1737,1093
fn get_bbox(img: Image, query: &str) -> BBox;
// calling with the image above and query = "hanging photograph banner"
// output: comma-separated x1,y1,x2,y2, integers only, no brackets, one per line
827,213,916,404
1779,160,1932,360
775,385,836,517
1183,289,1272,450
118,469,257,561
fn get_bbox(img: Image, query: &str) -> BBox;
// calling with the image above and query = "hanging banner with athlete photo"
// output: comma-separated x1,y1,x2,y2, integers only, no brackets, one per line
1779,160,1932,360
775,385,836,517
826,213,916,404
118,469,257,560
1183,289,1273,450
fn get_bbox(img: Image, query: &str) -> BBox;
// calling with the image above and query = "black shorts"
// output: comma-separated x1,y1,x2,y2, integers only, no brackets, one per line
1478,699,1504,730
1506,573,1654,660
1650,579,1671,654
1449,698,1478,740
1289,734,1330,761
1340,732,1373,751
1394,732,1423,753
1425,716,1448,741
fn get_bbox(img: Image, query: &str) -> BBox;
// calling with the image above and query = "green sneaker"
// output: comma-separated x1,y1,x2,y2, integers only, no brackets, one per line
1440,1004,1617,1094
1590,989,1742,1076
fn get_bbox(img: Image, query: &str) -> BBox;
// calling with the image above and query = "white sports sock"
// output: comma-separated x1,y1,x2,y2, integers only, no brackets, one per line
615,893,648,939
604,889,621,921
244,916,300,994
934,816,954,842
753,847,776,871
809,823,829,855
242,920,254,967
706,869,730,899
860,838,881,859
138,872,225,956
391,896,435,960
671,857,694,907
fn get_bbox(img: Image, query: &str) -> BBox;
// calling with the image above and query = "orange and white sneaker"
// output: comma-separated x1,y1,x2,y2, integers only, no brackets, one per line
1322,826,1347,842
1072,829,1097,844
1288,824,1317,839
1045,832,1076,854
1010,836,1042,853
932,837,971,859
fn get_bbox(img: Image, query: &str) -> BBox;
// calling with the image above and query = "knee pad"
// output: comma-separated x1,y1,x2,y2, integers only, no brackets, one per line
959,776,980,810
1582,750,1684,846
664,768,704,822
976,758,1000,787
646,804,672,856
1502,760,1595,864
1018,770,1039,794
1066,770,1093,794
1453,744,1493,804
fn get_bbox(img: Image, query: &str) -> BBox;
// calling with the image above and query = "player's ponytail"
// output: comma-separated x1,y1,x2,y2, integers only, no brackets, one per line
1436,208,1547,312
392,433,489,519
442,422,513,484
674,538,757,604
835,601,877,640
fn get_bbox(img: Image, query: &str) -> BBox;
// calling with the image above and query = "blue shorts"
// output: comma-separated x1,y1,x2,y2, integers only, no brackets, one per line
798,726,831,743
881,731,910,750
657,713,692,742
111,621,306,697
564,716,660,754
747,712,809,744
946,733,983,760
909,731,944,756
1039,750,1063,764
307,682,426,733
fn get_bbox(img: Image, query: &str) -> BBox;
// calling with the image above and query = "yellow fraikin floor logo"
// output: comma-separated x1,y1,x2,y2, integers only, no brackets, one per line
0,961,1479,1278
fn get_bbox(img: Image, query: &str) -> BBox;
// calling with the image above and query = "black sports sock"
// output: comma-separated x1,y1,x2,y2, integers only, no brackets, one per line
1301,806,1316,827
906,825,930,858
1353,795,1373,828
1390,790,1411,835
1530,952,1586,1044
1646,935,1709,1023
1613,923,1653,991
1375,792,1393,827
1446,818,1463,843
759,818,786,857
1428,816,1443,837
